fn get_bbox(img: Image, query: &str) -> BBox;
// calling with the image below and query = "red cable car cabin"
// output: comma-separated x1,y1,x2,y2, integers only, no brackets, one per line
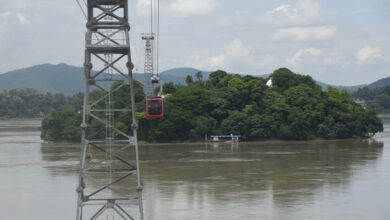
146,98,164,118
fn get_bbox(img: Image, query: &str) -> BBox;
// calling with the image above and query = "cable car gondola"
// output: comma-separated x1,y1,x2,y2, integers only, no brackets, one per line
146,97,164,118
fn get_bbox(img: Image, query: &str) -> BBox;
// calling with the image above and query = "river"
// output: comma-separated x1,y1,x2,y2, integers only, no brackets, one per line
0,116,389,220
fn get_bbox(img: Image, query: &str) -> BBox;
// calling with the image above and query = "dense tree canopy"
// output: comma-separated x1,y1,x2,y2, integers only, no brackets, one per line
0,88,82,118
41,68,383,142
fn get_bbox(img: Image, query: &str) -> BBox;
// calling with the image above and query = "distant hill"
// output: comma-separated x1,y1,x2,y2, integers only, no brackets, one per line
368,76,390,90
0,63,388,94
0,64,85,94
0,64,205,94
315,81,367,93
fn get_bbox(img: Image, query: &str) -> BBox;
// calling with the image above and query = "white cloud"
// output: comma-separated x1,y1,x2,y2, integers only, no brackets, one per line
136,0,151,15
188,38,276,73
275,26,335,41
169,0,216,16
189,54,225,69
208,55,226,67
263,0,321,26
225,38,252,58
217,11,253,29
356,45,388,64
287,48,321,66
0,12,12,18
193,38,253,69
324,56,350,68
137,0,216,17
198,39,253,68
325,57,341,65
16,13,29,25
273,26,335,41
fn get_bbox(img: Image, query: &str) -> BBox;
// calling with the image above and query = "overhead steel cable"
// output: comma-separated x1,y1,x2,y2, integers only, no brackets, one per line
156,0,160,77
75,0,87,19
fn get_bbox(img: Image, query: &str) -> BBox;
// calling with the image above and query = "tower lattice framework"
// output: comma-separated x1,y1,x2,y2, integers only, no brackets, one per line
142,34,155,97
76,0,143,219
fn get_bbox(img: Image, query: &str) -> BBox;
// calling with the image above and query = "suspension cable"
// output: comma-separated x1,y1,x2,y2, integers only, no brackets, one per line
75,0,87,19
156,0,160,77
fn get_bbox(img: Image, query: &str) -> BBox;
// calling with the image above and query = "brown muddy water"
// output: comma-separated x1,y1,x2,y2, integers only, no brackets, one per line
0,116,389,219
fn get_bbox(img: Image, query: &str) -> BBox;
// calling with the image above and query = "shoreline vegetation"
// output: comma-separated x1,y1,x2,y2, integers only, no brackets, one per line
38,68,383,142
40,137,383,146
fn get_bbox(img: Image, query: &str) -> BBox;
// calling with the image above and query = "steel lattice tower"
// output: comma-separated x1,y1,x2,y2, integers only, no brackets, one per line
142,34,155,97
76,0,143,219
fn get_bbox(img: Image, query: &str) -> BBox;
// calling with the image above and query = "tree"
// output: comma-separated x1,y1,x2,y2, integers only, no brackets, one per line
195,71,203,81
185,75,193,85
209,70,227,86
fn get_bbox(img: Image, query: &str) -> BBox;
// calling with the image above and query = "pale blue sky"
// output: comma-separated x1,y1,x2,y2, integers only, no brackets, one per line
0,0,389,85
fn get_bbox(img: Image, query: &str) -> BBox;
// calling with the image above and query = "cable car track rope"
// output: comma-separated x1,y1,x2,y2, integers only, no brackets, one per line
74,0,87,19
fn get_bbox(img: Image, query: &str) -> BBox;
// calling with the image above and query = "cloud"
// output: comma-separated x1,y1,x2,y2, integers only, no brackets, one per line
263,0,321,26
189,39,253,69
208,55,226,67
225,38,252,58
324,56,345,66
356,45,388,64
187,38,276,74
0,12,12,18
169,0,216,16
287,48,321,66
216,11,254,30
16,13,29,25
136,0,151,15
137,0,216,17
273,26,335,41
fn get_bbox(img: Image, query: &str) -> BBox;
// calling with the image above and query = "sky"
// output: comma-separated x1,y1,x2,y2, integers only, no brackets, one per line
0,0,389,86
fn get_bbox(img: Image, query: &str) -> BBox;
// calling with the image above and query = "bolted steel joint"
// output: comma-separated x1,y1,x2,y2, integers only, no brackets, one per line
107,200,115,208
84,62,92,70
80,123,87,129
76,185,84,193
86,21,92,29
88,79,96,85
131,123,138,129
126,61,134,70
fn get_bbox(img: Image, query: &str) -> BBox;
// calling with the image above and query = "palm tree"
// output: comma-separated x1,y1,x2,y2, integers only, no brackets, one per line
195,71,203,81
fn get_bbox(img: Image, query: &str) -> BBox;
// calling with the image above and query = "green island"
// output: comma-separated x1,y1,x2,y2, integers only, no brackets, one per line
35,68,383,142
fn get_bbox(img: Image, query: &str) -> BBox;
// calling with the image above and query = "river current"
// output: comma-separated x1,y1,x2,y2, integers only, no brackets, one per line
0,116,389,219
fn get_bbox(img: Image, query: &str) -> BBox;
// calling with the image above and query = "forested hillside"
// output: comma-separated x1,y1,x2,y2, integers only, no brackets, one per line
40,68,383,142
354,86,390,113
